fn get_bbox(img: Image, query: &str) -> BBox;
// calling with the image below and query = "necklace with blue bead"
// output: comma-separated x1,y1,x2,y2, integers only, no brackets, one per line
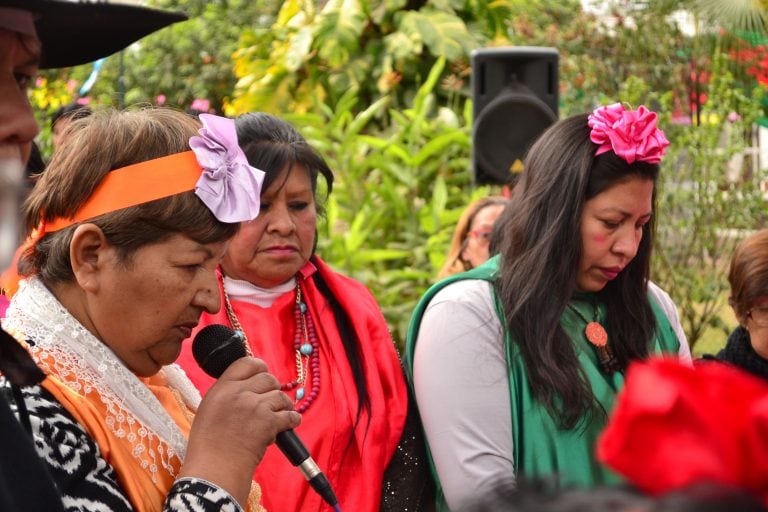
221,275,321,414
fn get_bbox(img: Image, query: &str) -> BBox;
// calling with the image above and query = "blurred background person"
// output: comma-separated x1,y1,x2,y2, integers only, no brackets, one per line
3,107,300,510
0,141,45,313
406,104,691,510
25,140,45,185
0,1,188,509
176,112,427,512
437,195,508,279
50,101,92,150
706,229,768,379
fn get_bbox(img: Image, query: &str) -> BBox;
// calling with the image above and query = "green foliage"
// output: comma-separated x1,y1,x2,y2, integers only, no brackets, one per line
28,77,77,156
35,0,277,123
121,0,279,110
651,49,767,349
286,58,500,344
30,0,280,160
226,0,509,116
396,10,476,61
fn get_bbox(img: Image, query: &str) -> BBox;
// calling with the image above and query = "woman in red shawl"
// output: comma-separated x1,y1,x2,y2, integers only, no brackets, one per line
177,112,423,512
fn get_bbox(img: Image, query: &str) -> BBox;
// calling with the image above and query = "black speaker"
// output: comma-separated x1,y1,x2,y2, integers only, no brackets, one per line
471,47,559,185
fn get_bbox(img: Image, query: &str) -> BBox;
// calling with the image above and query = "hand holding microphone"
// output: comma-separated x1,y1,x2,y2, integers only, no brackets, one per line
179,328,301,507
192,324,341,510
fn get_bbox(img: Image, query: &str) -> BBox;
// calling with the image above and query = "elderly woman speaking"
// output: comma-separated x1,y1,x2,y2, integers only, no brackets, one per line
1,108,300,511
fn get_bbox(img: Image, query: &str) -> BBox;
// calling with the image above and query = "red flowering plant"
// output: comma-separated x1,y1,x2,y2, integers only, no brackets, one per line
730,44,768,88
597,358,768,504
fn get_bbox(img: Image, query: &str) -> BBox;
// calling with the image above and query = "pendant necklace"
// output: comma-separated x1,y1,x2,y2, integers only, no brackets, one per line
566,300,619,374
220,273,321,413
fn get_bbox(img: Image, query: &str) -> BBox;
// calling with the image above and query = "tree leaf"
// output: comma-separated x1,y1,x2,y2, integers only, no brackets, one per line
397,10,475,60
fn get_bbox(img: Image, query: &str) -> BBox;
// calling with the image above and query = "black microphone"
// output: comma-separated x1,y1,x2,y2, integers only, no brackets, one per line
192,324,340,509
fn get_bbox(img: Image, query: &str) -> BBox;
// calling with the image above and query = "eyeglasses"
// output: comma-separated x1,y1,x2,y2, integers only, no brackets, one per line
468,229,493,245
747,306,768,327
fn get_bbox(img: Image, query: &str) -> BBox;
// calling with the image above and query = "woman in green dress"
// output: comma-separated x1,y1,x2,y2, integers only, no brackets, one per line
405,103,691,511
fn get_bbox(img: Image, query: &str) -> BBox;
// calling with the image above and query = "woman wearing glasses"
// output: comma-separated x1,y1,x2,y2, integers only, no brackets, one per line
711,229,768,379
437,196,509,279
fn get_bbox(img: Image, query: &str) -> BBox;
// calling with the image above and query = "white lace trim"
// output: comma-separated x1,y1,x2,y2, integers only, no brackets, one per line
2,278,202,482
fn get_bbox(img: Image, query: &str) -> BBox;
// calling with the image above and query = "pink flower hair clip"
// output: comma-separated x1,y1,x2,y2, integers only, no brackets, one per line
588,103,670,164
190,114,265,223
32,114,265,239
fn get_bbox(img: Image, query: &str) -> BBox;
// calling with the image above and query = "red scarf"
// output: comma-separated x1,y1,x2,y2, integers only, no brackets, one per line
177,257,408,511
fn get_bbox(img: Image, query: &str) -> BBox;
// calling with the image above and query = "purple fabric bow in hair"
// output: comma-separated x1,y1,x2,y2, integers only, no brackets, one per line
588,103,670,164
190,114,264,223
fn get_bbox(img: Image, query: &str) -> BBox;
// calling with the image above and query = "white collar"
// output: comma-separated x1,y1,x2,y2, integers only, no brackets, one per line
223,275,296,308
2,278,200,481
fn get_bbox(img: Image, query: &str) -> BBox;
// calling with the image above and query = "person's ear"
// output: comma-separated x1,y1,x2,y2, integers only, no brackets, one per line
69,223,110,293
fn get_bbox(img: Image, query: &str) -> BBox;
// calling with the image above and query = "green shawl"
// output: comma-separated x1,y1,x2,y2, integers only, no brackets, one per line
404,255,680,511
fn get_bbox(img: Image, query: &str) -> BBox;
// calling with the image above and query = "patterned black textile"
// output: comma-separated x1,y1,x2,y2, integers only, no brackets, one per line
380,375,436,512
0,327,64,512
0,386,65,512
712,326,768,381
0,327,44,386
0,364,242,512
1,380,244,511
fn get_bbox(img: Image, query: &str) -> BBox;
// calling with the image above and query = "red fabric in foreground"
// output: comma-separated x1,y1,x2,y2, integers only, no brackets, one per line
598,357,768,503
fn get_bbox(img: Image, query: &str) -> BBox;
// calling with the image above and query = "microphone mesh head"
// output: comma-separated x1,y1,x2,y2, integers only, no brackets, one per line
192,324,247,378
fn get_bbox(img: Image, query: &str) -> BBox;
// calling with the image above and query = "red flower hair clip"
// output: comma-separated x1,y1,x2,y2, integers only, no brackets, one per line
588,103,670,164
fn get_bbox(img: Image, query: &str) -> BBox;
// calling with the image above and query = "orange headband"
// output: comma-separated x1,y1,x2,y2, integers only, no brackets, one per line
41,151,203,234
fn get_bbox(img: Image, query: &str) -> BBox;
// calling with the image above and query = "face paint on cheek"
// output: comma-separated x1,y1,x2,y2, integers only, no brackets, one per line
592,233,608,246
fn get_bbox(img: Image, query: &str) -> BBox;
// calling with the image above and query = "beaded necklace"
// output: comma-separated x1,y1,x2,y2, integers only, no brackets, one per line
221,274,321,413
566,300,620,374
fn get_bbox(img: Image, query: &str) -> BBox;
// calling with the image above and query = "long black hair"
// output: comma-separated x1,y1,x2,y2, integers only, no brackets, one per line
235,112,371,433
495,113,660,428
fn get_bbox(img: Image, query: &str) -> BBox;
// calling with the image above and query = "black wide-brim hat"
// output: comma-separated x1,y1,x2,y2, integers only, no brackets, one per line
1,0,187,69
